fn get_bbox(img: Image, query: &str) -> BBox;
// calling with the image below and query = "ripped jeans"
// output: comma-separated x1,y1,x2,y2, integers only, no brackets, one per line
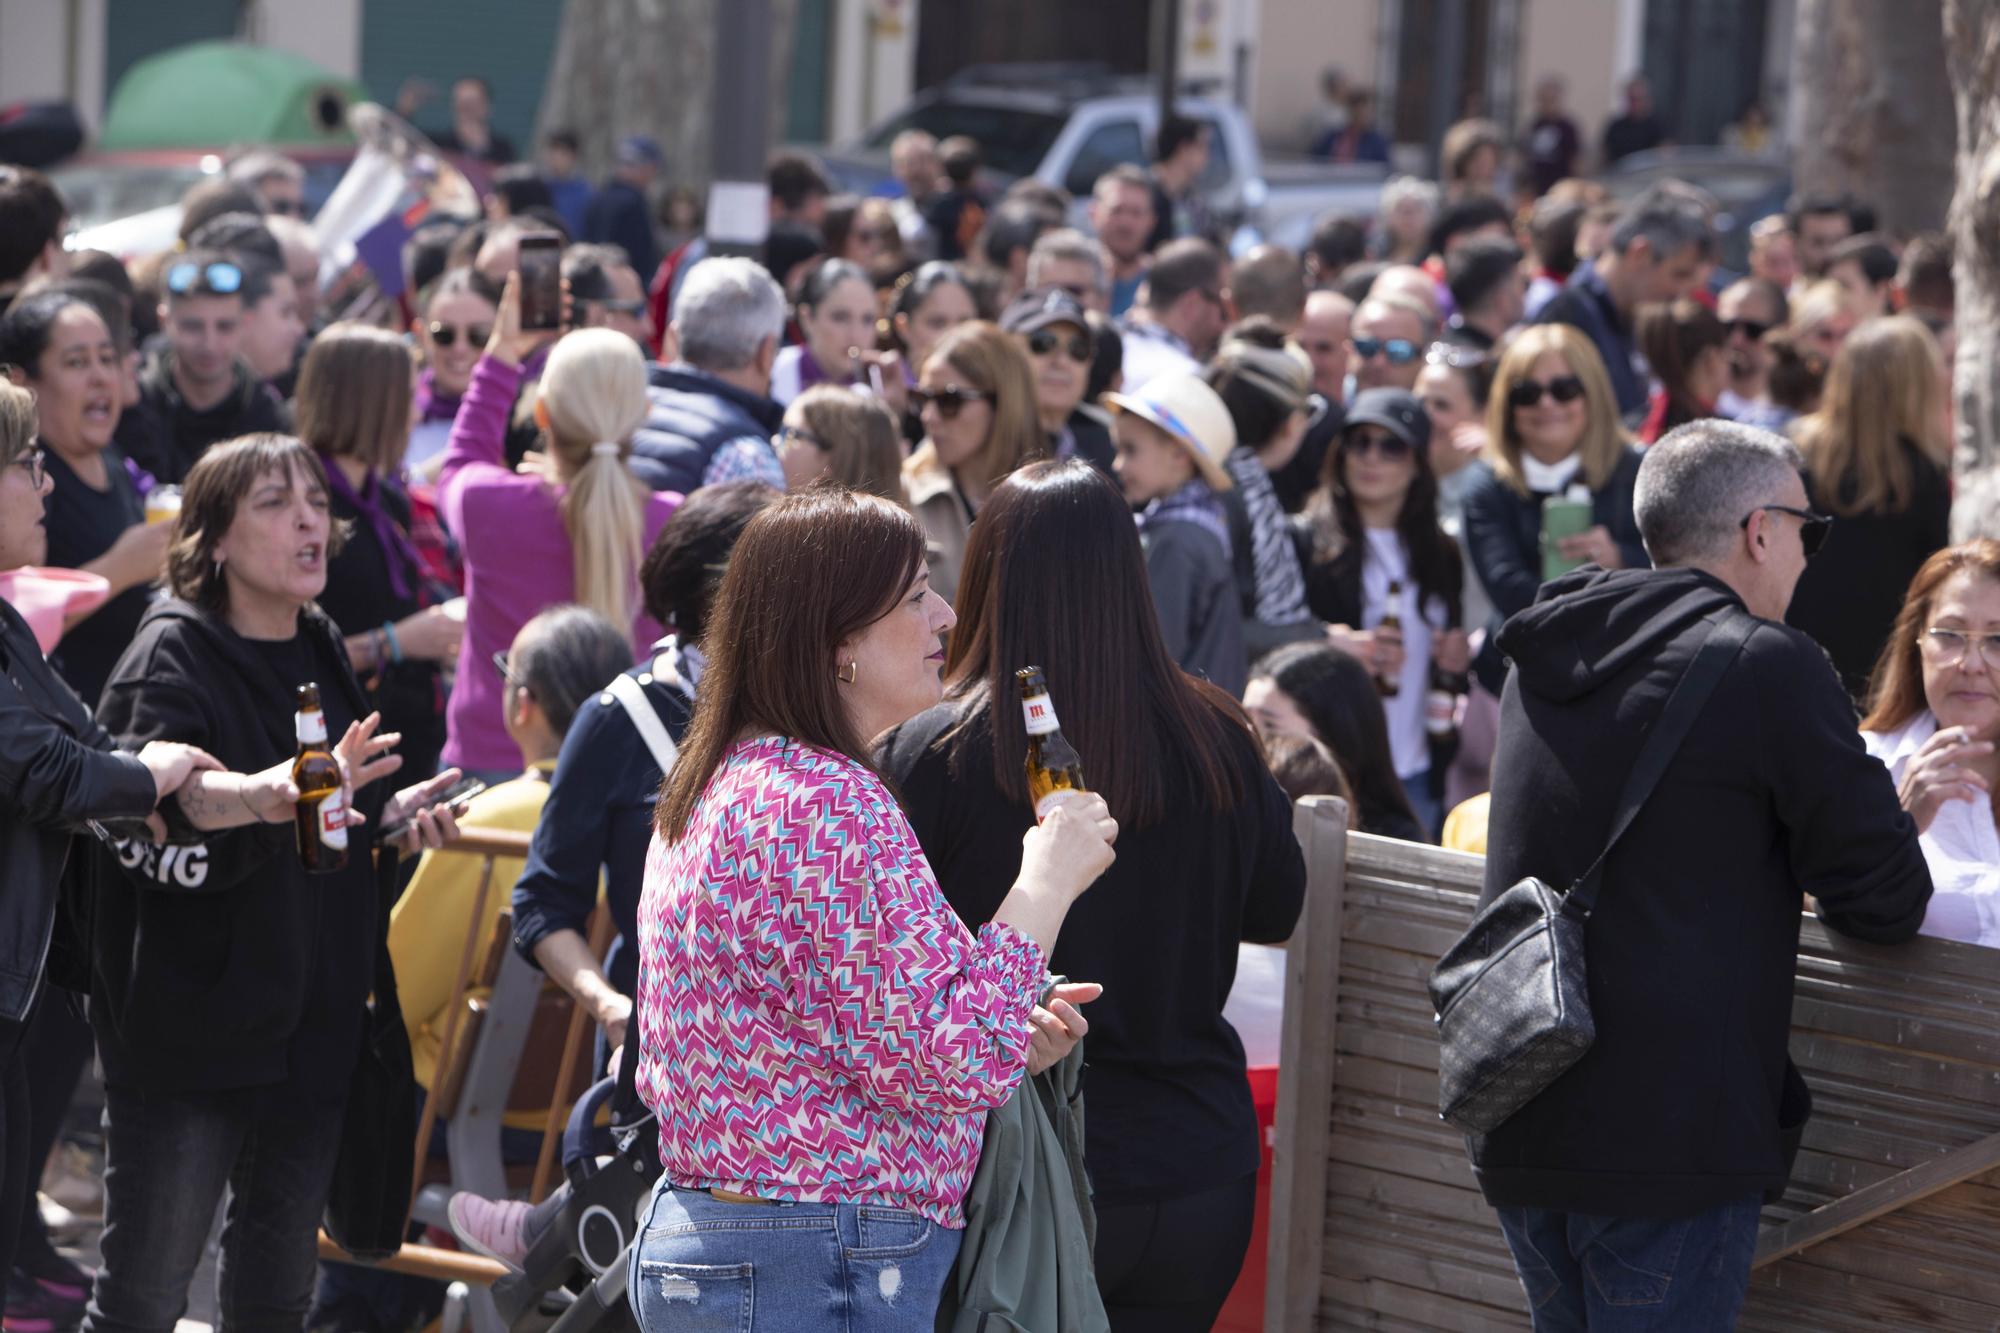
628,1179,962,1331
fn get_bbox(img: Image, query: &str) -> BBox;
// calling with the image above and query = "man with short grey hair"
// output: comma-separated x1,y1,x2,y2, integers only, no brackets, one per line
1536,182,1715,419
630,257,788,493
1468,417,1931,1327
1026,227,1109,312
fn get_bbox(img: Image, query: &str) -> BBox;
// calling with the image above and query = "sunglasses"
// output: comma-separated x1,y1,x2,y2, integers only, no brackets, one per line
1726,317,1772,341
594,298,648,317
1508,375,1587,408
1340,430,1412,461
165,260,244,296
1026,328,1092,363
1425,342,1488,369
264,199,304,218
1738,503,1832,557
1352,336,1420,365
912,385,994,419
7,447,46,489
429,321,493,348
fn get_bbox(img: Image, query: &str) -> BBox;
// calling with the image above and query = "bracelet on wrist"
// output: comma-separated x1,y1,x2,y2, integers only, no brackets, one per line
381,621,404,665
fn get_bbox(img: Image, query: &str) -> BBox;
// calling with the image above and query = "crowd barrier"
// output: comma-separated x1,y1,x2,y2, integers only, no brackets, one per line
1264,797,2000,1330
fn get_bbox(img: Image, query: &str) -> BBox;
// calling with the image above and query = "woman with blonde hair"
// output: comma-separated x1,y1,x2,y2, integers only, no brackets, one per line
1460,324,1646,688
439,275,680,779
296,322,462,779
1787,315,1952,699
903,320,1046,602
774,383,906,502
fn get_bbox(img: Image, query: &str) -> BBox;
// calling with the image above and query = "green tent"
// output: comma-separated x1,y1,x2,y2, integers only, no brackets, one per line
98,41,366,151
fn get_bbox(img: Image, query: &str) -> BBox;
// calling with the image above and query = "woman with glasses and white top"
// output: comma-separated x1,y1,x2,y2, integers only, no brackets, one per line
1863,541,2000,948
902,321,1046,605
1460,325,1647,692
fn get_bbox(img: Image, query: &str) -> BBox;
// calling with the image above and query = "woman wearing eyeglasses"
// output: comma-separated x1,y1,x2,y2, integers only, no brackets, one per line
1460,325,1646,690
772,384,906,502
408,269,501,478
1862,541,2000,947
903,321,1046,605
1785,316,1952,701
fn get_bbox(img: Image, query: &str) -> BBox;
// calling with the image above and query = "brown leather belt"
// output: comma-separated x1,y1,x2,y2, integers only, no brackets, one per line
708,1188,772,1205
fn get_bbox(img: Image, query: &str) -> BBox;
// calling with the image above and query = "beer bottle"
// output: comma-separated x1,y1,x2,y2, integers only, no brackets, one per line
1376,580,1404,698
1016,666,1087,820
293,682,348,874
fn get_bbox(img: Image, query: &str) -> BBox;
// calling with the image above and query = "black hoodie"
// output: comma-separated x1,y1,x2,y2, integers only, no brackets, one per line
88,598,383,1102
1470,565,1931,1218
117,346,290,485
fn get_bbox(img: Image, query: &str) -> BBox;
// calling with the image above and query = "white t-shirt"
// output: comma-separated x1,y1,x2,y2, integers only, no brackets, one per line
1361,527,1445,780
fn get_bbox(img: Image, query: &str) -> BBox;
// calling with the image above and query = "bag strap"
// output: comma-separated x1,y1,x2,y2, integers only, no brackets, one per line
606,670,680,775
1566,611,1756,917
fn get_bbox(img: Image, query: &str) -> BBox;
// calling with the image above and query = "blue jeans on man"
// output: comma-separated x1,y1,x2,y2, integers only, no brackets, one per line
1494,1193,1763,1330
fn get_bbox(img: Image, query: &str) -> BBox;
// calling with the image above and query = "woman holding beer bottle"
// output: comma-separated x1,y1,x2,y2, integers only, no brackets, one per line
87,434,467,1333
880,458,1306,1332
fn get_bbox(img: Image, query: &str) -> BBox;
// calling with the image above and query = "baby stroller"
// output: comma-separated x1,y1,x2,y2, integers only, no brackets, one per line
490,1056,657,1333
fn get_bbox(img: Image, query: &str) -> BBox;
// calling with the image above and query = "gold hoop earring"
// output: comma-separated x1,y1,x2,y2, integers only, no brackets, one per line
836,660,857,685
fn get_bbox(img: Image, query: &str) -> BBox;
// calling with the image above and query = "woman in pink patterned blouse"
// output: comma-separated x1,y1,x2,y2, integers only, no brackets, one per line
631,486,1117,1329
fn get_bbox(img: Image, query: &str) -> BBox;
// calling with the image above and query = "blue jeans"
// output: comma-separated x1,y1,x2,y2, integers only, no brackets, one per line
629,1180,961,1331
84,1083,345,1333
1494,1194,1764,1331
1401,769,1441,841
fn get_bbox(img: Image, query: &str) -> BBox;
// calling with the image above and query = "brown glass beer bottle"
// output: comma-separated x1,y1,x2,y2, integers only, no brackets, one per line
1017,666,1087,821
293,682,348,873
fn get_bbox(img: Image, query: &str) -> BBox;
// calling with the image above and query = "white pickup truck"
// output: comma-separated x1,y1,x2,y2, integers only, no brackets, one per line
814,63,1389,254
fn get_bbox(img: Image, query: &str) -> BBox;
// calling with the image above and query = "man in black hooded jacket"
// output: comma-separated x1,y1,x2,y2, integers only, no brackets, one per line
1472,419,1933,1328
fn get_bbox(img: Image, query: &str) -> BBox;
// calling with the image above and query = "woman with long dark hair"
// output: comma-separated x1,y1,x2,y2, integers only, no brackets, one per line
631,486,1117,1330
1295,388,1467,836
1244,640,1426,842
881,459,1305,1331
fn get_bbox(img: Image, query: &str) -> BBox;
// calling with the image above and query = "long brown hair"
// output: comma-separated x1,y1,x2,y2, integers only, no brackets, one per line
1793,315,1946,519
294,322,415,475
1635,297,1726,435
905,320,1046,493
167,434,349,614
1861,541,2000,733
654,486,927,841
942,459,1251,827
792,384,906,504
1482,323,1631,497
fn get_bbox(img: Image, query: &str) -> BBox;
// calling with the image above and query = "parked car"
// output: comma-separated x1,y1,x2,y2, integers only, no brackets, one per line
813,63,1387,254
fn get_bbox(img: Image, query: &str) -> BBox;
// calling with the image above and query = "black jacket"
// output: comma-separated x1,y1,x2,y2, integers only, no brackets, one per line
90,599,385,1100
1460,450,1649,692
118,348,290,484
0,597,157,1023
1471,566,1932,1217
879,700,1304,1202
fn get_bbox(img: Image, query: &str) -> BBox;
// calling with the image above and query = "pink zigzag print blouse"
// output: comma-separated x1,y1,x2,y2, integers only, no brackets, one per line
634,734,1045,1227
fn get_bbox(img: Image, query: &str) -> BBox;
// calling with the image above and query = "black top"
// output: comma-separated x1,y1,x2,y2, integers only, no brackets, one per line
1271,393,1344,515
316,479,445,781
1786,440,1951,703
879,699,1306,1203
1602,113,1666,164
583,180,661,283
1474,565,1931,1217
42,445,150,708
117,348,290,485
91,600,383,1102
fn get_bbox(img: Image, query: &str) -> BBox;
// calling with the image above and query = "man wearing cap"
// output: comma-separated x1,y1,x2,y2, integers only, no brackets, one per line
585,135,665,281
1107,373,1247,696
1002,287,1115,475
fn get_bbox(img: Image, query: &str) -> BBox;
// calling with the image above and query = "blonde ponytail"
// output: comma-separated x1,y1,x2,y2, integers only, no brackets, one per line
539,329,652,629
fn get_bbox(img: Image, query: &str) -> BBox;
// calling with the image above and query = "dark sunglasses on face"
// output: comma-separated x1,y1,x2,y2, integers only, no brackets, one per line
1508,374,1587,409
165,260,244,296
912,385,994,419
1351,336,1420,365
1739,503,1832,557
1026,328,1093,363
1340,430,1412,461
429,321,493,348
1726,317,1772,341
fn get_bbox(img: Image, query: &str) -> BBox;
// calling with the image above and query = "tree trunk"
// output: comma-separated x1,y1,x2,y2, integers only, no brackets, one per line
536,0,798,190
1946,0,2000,539
1791,0,1955,235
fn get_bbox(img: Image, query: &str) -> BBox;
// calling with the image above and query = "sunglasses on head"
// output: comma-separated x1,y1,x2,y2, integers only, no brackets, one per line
1425,342,1488,369
1352,336,1419,365
1340,429,1412,461
1026,328,1092,363
165,260,244,296
1726,317,1772,341
428,321,493,349
1508,374,1586,408
1740,503,1831,558
264,199,304,218
912,385,994,419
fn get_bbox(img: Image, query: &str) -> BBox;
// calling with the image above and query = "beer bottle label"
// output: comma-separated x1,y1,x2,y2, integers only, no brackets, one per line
296,708,328,746
1033,791,1068,821
317,786,350,852
1022,694,1059,736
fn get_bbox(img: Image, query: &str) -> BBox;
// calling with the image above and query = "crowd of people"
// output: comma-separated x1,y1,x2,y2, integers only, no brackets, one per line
0,62,1982,1332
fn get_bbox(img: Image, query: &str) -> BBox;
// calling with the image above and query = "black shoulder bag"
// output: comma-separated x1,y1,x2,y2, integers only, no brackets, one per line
1428,613,1753,1134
